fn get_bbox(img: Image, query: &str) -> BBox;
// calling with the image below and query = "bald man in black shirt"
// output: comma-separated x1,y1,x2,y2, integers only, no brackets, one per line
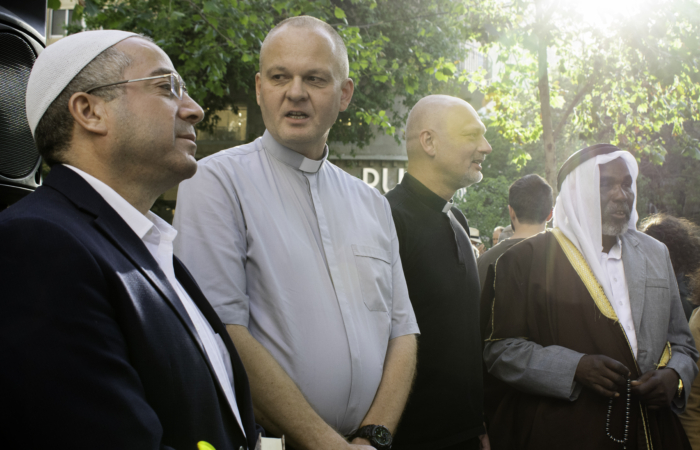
386,95,492,450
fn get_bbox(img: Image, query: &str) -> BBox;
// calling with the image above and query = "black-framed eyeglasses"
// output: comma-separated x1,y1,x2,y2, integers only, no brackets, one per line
85,73,187,100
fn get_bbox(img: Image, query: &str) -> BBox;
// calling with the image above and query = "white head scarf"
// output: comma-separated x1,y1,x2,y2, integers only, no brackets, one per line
26,30,137,136
553,150,639,303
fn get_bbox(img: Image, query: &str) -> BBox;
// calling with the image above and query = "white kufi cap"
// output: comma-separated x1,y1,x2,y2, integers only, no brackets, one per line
25,30,137,136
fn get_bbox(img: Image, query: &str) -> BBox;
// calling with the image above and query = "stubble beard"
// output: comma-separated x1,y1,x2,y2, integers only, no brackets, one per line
461,168,483,189
601,201,631,236
602,220,629,237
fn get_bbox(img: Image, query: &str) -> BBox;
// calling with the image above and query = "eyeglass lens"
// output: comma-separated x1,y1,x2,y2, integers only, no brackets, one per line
171,74,186,100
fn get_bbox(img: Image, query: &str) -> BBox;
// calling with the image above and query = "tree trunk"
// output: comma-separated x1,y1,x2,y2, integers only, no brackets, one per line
536,0,557,194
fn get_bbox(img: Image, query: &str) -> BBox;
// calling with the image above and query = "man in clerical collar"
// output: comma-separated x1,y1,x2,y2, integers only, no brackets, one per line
174,15,419,450
385,95,492,450
481,144,698,449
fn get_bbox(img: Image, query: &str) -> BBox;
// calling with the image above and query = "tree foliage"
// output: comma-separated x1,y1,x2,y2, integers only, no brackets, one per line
72,0,489,147
469,0,700,188
455,175,511,246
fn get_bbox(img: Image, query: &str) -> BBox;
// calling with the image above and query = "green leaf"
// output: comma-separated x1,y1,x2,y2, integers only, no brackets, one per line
203,1,219,14
334,7,346,19
48,0,61,10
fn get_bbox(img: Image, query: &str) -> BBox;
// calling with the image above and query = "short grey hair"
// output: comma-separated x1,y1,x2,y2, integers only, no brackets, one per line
260,16,349,79
35,35,153,166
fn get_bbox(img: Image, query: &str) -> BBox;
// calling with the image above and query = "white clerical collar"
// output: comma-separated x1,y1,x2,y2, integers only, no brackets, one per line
63,164,161,240
262,130,327,173
442,199,455,213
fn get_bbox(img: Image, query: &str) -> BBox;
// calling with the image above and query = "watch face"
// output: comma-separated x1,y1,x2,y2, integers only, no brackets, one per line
372,426,392,446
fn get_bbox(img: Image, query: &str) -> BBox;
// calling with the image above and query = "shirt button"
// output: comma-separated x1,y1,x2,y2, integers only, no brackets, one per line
619,301,623,306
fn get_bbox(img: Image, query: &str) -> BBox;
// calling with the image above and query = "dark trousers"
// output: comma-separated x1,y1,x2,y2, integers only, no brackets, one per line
440,436,481,450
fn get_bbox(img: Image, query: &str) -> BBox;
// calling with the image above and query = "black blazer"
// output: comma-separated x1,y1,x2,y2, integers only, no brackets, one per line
0,165,259,450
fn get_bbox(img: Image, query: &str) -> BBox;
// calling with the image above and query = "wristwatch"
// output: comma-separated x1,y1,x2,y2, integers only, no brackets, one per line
349,425,393,450
677,378,684,399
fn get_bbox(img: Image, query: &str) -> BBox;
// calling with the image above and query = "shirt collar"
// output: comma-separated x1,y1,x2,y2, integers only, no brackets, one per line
262,130,327,173
601,237,623,260
63,164,159,240
607,238,622,260
400,172,454,214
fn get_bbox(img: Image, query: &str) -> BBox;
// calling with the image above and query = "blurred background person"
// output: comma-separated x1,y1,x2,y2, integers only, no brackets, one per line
640,214,700,320
478,174,553,289
492,226,505,246
679,267,700,450
470,228,486,257
498,224,514,241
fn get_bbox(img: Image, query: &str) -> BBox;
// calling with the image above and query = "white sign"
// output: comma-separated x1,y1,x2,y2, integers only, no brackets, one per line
362,167,405,193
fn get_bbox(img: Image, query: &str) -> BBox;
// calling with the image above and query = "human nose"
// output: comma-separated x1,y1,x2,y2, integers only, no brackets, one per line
286,76,308,102
478,136,493,155
179,93,205,125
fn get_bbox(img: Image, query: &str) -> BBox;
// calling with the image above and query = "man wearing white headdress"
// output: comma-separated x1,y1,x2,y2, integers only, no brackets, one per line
0,30,259,449
480,144,698,449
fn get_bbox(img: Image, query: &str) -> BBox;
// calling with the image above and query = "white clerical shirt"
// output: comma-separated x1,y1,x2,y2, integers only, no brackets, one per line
600,239,638,357
173,131,419,434
63,164,246,436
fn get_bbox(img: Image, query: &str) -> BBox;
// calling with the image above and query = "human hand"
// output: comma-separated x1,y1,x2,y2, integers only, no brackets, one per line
631,368,679,409
348,437,375,449
479,432,491,450
574,354,630,398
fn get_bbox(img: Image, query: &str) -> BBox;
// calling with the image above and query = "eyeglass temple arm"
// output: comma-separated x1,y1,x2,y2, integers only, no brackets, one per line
85,74,174,94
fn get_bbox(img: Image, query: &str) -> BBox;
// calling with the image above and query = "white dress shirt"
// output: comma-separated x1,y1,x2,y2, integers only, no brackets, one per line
63,164,245,436
174,131,419,434
600,239,638,357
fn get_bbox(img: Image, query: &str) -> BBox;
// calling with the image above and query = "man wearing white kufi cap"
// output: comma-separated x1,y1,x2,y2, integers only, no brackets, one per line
480,144,698,449
0,30,259,450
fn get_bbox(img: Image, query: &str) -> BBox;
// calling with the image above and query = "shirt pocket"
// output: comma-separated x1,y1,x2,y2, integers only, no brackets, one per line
352,244,392,312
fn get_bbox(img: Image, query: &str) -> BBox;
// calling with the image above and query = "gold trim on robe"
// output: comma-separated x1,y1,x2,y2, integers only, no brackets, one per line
551,228,619,322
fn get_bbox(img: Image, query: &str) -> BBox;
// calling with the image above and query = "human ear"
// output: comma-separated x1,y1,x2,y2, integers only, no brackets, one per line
508,205,517,223
419,130,437,157
68,92,109,137
338,78,355,112
255,72,262,106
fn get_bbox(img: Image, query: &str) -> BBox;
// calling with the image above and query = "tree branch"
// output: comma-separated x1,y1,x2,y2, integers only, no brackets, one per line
183,0,237,48
552,75,596,139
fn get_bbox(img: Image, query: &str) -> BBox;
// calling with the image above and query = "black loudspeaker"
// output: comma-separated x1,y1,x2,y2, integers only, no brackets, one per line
0,2,46,208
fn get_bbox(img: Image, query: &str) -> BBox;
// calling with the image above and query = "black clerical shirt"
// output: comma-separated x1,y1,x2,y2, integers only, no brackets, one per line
386,173,484,450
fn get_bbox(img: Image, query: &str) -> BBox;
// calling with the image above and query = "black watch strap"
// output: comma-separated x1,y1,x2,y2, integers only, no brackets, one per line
350,425,393,450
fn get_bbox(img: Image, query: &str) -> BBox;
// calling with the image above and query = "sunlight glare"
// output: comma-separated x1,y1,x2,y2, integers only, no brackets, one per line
570,0,643,26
